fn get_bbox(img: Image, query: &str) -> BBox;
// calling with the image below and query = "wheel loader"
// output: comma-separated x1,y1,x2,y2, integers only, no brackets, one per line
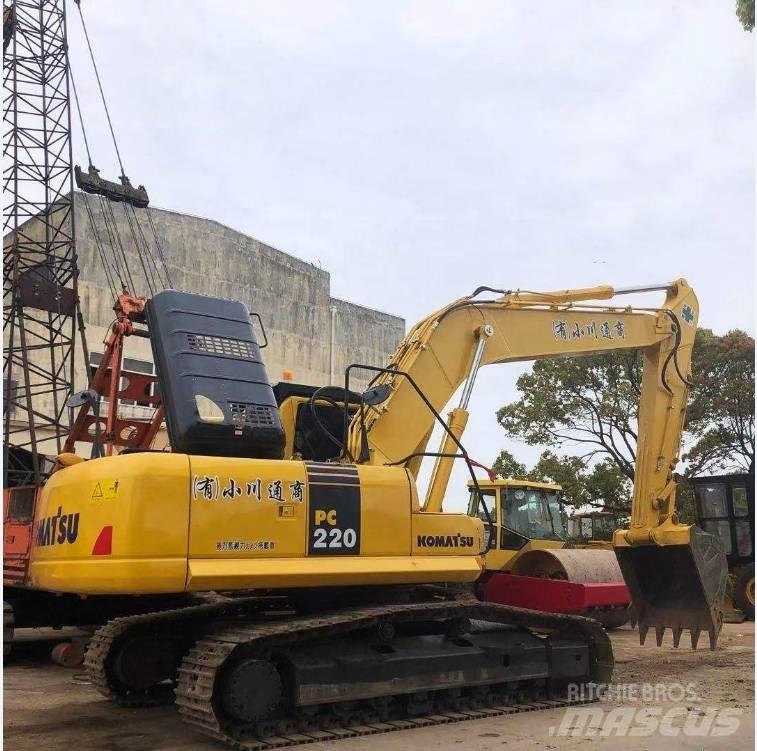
691,472,754,620
10,280,727,747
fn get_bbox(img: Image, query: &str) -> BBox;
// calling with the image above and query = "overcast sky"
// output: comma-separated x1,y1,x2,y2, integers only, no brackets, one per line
68,1,755,507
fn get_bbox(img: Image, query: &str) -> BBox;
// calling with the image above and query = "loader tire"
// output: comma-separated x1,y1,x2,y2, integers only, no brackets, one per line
732,564,755,620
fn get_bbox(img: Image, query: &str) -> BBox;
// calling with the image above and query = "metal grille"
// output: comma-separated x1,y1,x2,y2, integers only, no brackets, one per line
3,0,85,486
7,486,36,523
230,402,277,428
187,333,254,360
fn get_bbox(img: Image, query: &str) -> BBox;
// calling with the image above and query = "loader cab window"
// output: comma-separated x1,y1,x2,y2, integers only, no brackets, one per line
695,483,733,556
696,483,728,518
732,486,752,557
581,516,593,539
566,517,579,539
593,514,619,542
502,488,565,541
732,486,749,517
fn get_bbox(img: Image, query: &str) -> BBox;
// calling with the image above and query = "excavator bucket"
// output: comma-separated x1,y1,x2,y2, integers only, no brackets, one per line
616,526,728,650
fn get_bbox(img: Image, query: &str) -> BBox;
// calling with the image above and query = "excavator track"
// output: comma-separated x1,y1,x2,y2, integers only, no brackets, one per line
85,595,286,707
180,690,595,750
174,598,613,749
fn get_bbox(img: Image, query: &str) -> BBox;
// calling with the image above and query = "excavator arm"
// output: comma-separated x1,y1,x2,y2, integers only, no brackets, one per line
345,278,727,647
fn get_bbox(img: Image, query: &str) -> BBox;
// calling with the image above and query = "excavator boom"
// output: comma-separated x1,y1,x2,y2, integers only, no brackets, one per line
346,278,728,647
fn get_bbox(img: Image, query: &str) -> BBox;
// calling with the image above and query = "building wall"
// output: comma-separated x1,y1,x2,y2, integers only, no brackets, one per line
6,193,405,457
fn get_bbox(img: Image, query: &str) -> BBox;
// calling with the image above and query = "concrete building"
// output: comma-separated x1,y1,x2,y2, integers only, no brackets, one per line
6,193,405,457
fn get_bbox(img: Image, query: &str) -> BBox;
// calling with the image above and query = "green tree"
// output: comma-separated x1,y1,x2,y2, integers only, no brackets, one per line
528,451,591,508
492,449,632,512
736,0,755,31
495,328,755,511
684,329,755,474
496,350,639,482
491,449,526,479
581,458,632,512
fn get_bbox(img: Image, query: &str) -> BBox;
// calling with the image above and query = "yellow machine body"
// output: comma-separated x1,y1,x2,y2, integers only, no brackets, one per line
25,279,727,648
484,538,562,575
29,452,484,596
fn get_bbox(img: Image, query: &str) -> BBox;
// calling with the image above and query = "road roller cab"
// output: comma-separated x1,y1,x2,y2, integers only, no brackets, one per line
466,478,567,573
467,478,632,627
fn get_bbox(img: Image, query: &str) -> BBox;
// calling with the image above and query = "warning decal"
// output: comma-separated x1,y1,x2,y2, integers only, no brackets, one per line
92,479,119,500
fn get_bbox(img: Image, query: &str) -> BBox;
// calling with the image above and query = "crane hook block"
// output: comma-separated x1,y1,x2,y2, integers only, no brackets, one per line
75,164,150,208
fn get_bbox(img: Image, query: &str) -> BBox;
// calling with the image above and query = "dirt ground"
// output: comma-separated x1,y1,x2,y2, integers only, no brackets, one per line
3,622,754,751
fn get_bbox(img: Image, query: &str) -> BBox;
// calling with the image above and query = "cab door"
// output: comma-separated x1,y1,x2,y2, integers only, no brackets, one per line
481,489,522,573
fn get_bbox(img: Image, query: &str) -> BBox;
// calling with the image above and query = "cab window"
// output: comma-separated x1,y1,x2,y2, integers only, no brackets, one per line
733,486,749,517
735,520,752,557
502,488,564,541
581,516,593,539
696,484,728,519
467,488,497,524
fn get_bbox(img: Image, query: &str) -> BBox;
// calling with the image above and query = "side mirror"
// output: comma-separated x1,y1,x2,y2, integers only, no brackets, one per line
361,383,391,405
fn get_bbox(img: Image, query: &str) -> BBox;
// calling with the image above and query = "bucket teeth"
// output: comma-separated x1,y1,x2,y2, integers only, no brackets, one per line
637,620,715,650
672,626,683,648
690,628,701,649
708,628,717,651
615,526,728,653
655,626,665,647
638,625,648,646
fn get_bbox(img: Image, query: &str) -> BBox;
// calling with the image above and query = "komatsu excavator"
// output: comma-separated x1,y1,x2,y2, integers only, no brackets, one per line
23,279,726,747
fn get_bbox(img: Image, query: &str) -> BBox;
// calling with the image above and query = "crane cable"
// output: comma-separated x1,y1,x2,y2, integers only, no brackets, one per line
75,0,157,295
74,0,124,177
131,205,171,289
100,197,137,294
71,65,123,299
145,208,174,288
71,51,154,298
72,0,174,294
69,61,94,169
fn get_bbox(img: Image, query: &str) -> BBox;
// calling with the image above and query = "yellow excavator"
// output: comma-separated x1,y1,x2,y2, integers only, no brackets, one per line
25,279,725,746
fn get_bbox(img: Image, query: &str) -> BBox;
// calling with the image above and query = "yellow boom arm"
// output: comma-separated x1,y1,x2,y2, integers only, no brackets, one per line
346,279,727,647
